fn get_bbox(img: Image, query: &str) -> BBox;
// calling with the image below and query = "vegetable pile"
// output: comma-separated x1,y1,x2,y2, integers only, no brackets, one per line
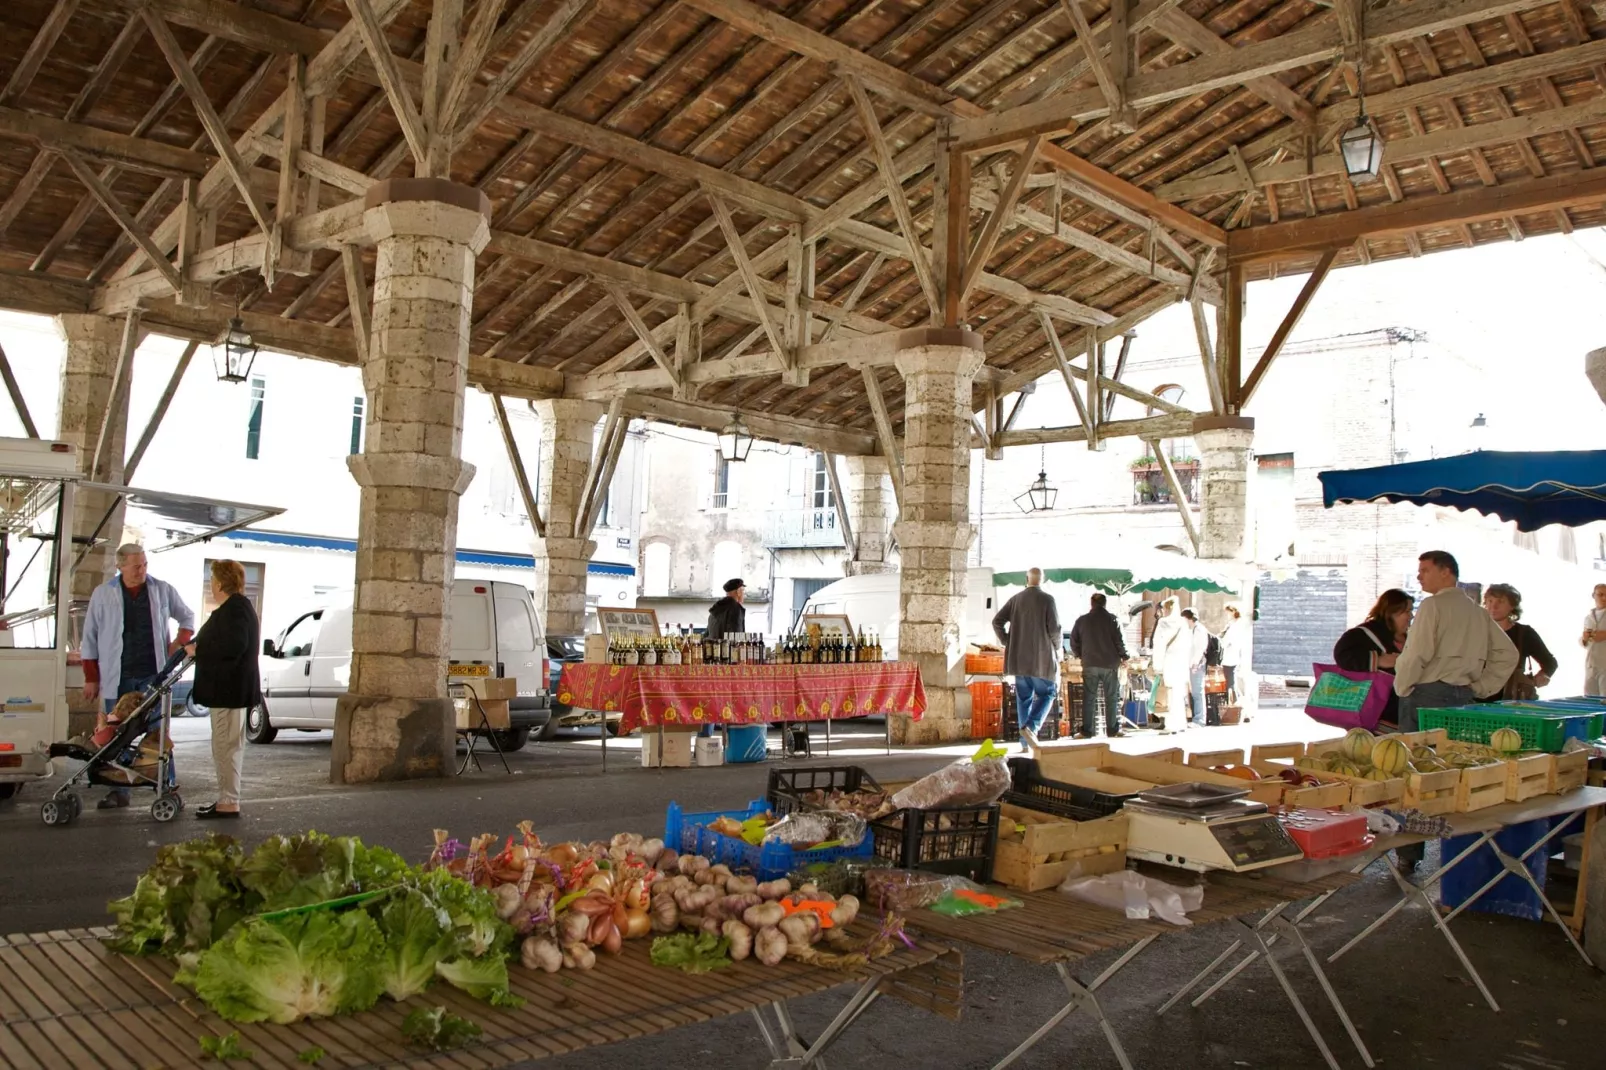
109,832,517,1023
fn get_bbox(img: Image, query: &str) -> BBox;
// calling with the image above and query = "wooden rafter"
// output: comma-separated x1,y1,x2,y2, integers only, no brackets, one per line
1239,249,1335,408
123,341,198,482
1,0,81,106
491,392,545,538
960,136,1043,306
843,75,941,316
341,0,428,168
704,190,791,366
340,244,372,361
0,339,39,438
59,152,183,292
860,368,904,510
1148,442,1200,552
604,284,681,392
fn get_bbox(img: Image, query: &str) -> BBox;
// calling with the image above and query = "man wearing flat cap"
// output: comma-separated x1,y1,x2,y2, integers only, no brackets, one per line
708,578,746,639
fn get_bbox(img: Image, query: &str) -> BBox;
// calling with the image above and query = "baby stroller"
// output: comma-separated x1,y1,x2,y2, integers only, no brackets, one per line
42,649,192,825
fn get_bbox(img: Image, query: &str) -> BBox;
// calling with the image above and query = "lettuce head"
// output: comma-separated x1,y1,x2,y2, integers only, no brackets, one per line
193,910,384,1024
434,955,520,1007
109,834,251,955
374,888,456,1001
417,868,511,959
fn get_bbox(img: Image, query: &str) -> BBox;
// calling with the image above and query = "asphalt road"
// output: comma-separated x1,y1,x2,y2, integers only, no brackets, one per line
2,717,1603,1069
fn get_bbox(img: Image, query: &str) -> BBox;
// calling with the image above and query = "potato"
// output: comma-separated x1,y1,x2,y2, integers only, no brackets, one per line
755,926,787,966
723,920,754,961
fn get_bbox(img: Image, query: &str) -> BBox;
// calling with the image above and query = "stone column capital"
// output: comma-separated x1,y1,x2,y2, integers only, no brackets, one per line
1191,414,1256,447
892,519,975,552
894,343,986,382
532,537,598,561
530,398,606,426
1587,346,1606,408
363,179,491,254
347,452,476,495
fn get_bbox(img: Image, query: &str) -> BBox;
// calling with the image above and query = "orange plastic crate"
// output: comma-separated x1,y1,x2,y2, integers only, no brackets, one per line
971,707,1002,741
966,652,1005,674
969,680,1003,710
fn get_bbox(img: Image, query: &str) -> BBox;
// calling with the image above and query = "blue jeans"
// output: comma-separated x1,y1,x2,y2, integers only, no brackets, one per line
1187,668,1207,725
1014,675,1058,737
106,674,177,798
1396,680,1474,733
1081,667,1121,735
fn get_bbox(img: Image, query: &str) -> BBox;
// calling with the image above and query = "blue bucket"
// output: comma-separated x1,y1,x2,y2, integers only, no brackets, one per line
726,724,768,763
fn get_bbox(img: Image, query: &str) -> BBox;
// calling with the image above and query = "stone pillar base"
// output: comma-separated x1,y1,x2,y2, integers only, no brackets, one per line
331,694,454,783
892,686,972,745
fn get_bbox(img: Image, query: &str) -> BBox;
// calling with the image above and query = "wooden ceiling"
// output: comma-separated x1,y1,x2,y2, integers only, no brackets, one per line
1,0,1604,453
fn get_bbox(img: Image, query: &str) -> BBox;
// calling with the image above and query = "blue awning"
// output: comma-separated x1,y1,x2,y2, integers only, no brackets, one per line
1319,451,1606,532
218,528,636,576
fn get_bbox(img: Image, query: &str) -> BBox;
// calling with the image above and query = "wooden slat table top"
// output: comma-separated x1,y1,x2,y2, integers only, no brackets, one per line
0,925,960,1069
906,868,1361,966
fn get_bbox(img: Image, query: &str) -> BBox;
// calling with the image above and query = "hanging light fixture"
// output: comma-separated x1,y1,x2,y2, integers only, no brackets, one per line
1014,446,1058,513
213,283,259,383
717,412,753,462
1339,5,1383,181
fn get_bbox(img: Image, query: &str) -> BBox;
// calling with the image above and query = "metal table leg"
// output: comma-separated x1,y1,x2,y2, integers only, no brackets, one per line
1238,915,1343,1070
749,974,883,1069
989,935,1155,1070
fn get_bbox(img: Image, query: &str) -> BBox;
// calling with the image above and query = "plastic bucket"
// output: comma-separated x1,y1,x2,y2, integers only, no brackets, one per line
726,724,768,763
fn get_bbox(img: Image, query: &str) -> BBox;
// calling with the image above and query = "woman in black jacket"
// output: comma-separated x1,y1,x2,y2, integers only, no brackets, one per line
1333,589,1414,730
1483,583,1556,701
183,560,260,819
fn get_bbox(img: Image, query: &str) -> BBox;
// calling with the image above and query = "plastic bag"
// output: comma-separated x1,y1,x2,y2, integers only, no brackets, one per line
863,869,982,912
1060,869,1203,926
890,755,1011,811
929,888,1023,916
763,810,867,849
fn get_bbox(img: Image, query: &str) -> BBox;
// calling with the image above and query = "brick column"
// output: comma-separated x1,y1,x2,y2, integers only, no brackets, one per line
1193,415,1256,634
331,179,488,784
530,399,603,637
891,334,984,744
842,455,896,575
55,314,137,599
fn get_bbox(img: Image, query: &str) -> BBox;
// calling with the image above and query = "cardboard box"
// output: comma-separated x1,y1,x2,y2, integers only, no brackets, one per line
641,728,696,768
454,697,511,730
584,634,609,663
463,676,518,701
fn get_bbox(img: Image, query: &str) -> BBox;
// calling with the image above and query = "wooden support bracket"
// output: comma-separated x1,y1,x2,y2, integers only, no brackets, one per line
491,392,545,538
123,340,197,483
1239,250,1333,410
861,367,905,511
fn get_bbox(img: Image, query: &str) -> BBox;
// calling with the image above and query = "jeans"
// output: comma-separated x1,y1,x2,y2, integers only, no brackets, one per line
105,674,177,798
1014,675,1058,736
1186,668,1207,726
1081,666,1121,735
1396,680,1475,732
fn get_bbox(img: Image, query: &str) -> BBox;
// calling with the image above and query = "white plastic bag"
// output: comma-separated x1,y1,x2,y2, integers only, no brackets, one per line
1060,869,1203,926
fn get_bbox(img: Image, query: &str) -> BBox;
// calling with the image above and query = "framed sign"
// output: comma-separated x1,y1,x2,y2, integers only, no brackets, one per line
598,606,661,640
801,613,854,639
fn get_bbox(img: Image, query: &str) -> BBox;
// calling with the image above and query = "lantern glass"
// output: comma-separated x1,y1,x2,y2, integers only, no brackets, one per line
718,413,753,462
213,317,259,383
1339,117,1383,180
1014,471,1058,513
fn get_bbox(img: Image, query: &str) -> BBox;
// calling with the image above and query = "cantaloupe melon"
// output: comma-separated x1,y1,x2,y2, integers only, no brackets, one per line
1342,728,1375,762
1371,737,1410,777
1490,726,1523,755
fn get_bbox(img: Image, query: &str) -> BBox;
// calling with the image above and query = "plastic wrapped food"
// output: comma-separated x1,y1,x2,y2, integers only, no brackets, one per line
1060,870,1204,926
862,869,982,912
889,756,1011,811
928,888,1023,916
763,811,867,849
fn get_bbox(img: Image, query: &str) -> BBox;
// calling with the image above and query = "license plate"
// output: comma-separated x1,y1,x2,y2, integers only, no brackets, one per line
448,664,491,677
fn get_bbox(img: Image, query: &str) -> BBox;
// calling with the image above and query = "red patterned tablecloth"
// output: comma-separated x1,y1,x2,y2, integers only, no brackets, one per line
557,662,926,734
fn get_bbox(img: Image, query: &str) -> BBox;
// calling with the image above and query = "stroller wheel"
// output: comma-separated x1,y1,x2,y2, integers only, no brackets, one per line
151,795,181,823
66,793,82,819
40,798,71,826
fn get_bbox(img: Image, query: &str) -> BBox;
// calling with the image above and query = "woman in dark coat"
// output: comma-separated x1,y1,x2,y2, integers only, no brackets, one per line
1332,589,1414,731
183,560,260,819
1483,583,1557,701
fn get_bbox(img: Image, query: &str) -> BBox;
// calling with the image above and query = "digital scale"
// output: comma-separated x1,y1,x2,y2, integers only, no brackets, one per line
1123,782,1305,873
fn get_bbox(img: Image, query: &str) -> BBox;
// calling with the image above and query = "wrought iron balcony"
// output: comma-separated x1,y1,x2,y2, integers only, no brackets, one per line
764,506,845,549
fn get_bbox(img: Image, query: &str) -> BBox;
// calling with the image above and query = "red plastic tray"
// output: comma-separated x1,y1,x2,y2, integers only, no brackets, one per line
1278,808,1374,859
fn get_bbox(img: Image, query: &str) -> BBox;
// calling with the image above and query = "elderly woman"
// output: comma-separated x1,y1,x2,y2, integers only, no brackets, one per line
183,561,260,819
1483,583,1555,701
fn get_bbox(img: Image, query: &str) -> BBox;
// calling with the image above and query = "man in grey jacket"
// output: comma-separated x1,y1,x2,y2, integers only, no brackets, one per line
1070,593,1128,738
993,568,1061,750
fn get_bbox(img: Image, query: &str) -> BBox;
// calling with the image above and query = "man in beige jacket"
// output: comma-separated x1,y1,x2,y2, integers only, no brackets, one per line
1395,550,1518,732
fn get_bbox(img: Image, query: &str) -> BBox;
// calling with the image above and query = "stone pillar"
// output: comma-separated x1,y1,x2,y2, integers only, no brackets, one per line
1588,346,1606,408
530,399,603,637
331,179,488,784
891,334,984,744
55,313,137,600
842,455,896,575
1193,414,1256,650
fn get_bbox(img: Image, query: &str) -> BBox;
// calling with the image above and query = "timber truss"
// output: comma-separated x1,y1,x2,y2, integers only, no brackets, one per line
2,0,1605,469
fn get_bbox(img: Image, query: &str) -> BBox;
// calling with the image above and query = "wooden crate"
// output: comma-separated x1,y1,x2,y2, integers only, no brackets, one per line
1551,750,1589,794
1319,769,1406,808
1455,762,1508,812
1187,747,1246,769
1250,742,1306,763
1039,745,1245,792
1403,767,1461,816
1380,728,1450,750
1505,752,1554,802
992,803,1128,892
1244,760,1353,808
1305,735,1346,758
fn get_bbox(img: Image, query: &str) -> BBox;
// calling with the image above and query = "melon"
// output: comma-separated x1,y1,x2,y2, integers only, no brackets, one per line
1365,768,1392,782
1490,727,1523,755
1295,756,1321,771
1341,728,1375,762
1371,737,1411,777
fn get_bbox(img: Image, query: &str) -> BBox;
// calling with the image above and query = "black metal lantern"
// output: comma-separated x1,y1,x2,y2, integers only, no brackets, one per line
213,317,259,383
717,412,753,462
1014,470,1058,513
1339,115,1383,181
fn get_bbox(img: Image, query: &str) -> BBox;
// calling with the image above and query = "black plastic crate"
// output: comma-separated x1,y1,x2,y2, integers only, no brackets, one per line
1000,683,1060,741
868,803,1000,883
765,765,885,813
1002,756,1141,821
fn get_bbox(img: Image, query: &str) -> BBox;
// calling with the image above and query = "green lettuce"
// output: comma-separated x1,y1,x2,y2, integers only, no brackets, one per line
433,955,520,1007
239,832,411,912
402,1006,481,1051
417,868,511,959
650,932,732,974
193,910,385,1024
108,835,251,955
373,888,456,1001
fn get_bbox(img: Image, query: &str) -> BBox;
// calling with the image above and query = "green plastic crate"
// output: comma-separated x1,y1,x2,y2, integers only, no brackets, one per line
1417,705,1604,753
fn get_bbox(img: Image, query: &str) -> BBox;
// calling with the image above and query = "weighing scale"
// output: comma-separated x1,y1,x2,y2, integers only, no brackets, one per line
1123,783,1305,873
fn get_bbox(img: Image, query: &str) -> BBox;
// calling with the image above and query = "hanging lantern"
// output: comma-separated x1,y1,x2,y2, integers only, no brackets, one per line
717,412,753,462
1339,116,1384,181
213,317,259,383
1014,470,1058,513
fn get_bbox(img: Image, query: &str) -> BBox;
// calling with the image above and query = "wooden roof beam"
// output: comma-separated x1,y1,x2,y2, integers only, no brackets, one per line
2,0,82,106
622,394,879,457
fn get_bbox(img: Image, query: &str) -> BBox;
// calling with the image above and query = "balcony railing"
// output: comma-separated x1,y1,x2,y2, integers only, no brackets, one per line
1131,463,1200,506
764,506,845,549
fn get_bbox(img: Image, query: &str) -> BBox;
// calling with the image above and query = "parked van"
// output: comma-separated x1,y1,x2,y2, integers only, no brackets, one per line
800,568,997,658
247,579,552,750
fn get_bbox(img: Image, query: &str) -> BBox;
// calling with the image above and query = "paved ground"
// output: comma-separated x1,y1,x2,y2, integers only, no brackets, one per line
2,710,1603,1068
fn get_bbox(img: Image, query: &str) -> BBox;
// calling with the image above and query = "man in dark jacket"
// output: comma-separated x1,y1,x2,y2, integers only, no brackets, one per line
707,578,746,639
992,568,1061,750
1070,594,1128,738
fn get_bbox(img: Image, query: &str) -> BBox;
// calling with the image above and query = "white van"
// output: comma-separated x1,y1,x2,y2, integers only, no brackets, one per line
800,568,998,658
247,579,551,750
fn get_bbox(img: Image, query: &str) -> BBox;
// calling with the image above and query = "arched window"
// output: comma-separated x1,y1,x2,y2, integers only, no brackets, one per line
643,542,670,598
711,541,743,595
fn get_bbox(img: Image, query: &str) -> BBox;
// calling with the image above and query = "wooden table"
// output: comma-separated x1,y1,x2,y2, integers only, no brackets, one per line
908,868,1362,1070
0,925,961,1070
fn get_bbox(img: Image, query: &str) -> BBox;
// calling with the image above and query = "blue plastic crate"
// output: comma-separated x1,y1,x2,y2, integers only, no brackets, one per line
664,799,874,880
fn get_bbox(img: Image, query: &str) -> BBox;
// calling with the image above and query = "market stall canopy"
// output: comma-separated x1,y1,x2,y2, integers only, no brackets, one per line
1317,451,1606,533
992,548,1235,596
79,483,285,552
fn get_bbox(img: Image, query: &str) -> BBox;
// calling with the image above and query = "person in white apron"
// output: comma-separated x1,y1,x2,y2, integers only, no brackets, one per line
1581,584,1606,696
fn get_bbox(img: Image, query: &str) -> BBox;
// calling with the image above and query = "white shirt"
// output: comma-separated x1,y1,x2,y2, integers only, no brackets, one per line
1220,619,1250,667
1584,609,1606,671
1394,587,1517,698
